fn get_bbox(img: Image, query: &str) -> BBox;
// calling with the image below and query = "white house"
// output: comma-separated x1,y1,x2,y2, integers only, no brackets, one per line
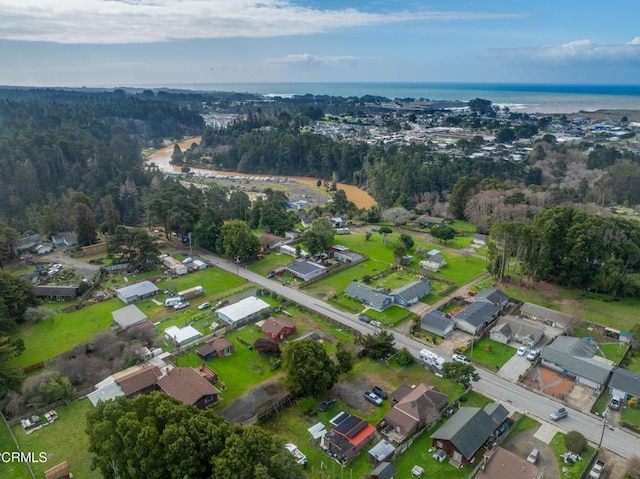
115,281,159,304
216,296,270,328
165,325,202,346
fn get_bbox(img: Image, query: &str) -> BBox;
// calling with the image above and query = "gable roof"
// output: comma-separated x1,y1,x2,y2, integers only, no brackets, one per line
491,317,543,340
474,288,508,306
112,304,148,329
520,302,574,324
116,365,161,396
609,368,640,398
370,461,397,479
421,310,454,333
197,336,234,357
431,403,509,460
262,317,296,337
391,278,431,302
344,281,392,309
157,367,220,405
33,285,79,297
165,325,202,344
541,336,613,384
369,441,396,463
454,302,498,327
384,384,447,435
286,260,326,276
217,296,270,323
115,280,159,299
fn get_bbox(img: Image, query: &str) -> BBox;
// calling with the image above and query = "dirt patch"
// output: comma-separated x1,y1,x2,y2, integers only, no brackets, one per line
501,424,560,479
330,376,379,412
221,378,289,424
531,281,562,299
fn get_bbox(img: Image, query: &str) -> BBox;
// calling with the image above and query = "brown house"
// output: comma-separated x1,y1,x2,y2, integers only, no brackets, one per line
431,403,509,467
116,365,161,398
157,367,220,409
196,336,235,360
261,318,297,342
44,461,73,479
381,384,448,444
322,412,377,464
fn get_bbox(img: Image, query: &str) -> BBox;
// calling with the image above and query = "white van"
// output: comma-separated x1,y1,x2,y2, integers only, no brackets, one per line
164,296,183,307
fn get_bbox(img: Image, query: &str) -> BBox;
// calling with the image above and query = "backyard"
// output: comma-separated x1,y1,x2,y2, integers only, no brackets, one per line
466,338,517,370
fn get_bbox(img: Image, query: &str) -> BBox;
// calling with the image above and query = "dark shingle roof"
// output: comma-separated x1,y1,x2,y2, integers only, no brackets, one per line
421,310,454,334
344,281,391,310
610,368,640,398
475,288,508,306
391,278,431,302
33,285,79,297
541,336,612,384
285,261,325,276
454,302,498,327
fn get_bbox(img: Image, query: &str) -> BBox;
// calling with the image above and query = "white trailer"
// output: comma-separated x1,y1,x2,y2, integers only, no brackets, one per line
419,348,446,371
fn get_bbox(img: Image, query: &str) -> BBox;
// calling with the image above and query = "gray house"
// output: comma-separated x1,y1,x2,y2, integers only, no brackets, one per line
489,318,544,348
390,278,431,307
345,281,393,311
431,403,509,466
609,368,640,401
474,288,509,311
115,280,159,304
540,336,614,389
453,302,498,336
520,302,574,329
285,261,327,281
420,310,455,338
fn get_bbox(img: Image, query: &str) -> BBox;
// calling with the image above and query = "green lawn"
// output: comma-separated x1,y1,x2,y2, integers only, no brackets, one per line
247,253,292,276
621,406,640,426
467,338,517,370
365,306,417,328
0,418,31,478
369,270,421,290
449,220,478,233
303,259,389,298
598,343,628,364
420,253,486,286
9,298,122,369
624,351,640,374
11,399,100,479
550,432,595,479
329,293,364,313
160,267,246,297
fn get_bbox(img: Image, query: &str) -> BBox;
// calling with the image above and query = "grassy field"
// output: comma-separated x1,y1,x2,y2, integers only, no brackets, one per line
467,338,517,370
246,253,292,276
9,298,122,369
365,305,417,328
369,269,420,290
303,259,389,298
11,399,99,479
0,418,32,478
549,432,595,479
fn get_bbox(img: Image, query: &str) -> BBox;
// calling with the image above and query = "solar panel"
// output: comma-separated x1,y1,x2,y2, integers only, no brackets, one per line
330,412,349,426
335,415,360,434
346,421,367,438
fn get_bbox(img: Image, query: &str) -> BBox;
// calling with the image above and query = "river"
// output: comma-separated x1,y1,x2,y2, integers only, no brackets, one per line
146,137,377,209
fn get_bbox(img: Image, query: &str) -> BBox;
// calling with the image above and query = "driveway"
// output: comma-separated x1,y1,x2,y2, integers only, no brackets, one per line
499,353,533,381
502,423,560,479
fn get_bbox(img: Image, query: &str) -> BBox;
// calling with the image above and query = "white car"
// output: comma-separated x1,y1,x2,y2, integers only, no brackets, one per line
173,301,190,310
197,301,211,310
526,349,540,361
452,354,471,365
517,346,528,356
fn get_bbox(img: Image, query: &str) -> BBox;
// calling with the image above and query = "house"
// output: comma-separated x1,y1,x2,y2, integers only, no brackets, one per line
474,288,509,311
115,280,159,304
420,310,455,338
381,384,448,444
44,461,73,479
262,317,297,342
157,367,220,409
345,281,393,311
520,302,574,329
540,336,614,389
285,260,327,281
34,243,53,255
322,412,377,464
116,365,162,398
453,302,499,336
258,233,291,251
472,234,487,247
11,233,42,255
431,403,509,466
33,285,79,301
332,245,365,263
415,215,446,228
50,232,78,247
216,296,270,328
280,244,309,258
111,304,148,330
300,214,313,229
164,325,203,346
609,367,640,401
390,278,431,306
196,336,235,360
489,317,544,348
87,379,125,406
370,461,397,479
331,217,347,228
420,253,447,272
476,447,543,479
368,440,396,463
161,255,188,275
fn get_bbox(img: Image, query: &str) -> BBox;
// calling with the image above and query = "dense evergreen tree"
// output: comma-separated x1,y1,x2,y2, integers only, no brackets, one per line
0,270,38,331
282,339,337,397
303,217,334,254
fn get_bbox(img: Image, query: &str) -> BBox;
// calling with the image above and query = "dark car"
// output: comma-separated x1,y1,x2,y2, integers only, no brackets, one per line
372,386,388,399
318,399,336,412
358,315,371,323
216,299,229,308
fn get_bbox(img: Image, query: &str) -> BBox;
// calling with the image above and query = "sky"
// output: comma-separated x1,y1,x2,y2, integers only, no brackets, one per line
0,0,639,88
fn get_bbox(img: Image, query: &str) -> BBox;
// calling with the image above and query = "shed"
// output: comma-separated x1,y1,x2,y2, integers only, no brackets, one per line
165,325,203,346
115,280,159,304
216,296,270,328
112,304,148,330
368,440,396,463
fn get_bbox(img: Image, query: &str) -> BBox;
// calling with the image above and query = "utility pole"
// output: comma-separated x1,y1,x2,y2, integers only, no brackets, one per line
598,408,609,449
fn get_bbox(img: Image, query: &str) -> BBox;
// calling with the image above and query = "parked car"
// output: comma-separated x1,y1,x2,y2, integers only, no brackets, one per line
550,407,568,420
173,301,190,310
610,397,621,410
197,301,211,310
358,315,371,323
517,346,528,356
318,398,336,412
452,354,471,365
526,349,540,361
363,391,383,406
527,448,539,464
267,272,275,279
372,386,388,399
216,299,229,308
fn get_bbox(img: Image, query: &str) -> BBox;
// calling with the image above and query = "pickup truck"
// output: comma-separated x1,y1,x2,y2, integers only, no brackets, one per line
589,459,606,479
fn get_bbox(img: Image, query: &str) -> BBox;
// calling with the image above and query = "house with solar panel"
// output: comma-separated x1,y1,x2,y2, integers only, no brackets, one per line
322,412,377,464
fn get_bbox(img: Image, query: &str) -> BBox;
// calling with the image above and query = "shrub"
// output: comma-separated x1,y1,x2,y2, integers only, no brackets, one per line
630,396,638,408
564,430,587,453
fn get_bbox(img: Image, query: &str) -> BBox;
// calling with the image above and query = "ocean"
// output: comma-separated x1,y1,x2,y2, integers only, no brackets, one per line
158,82,640,114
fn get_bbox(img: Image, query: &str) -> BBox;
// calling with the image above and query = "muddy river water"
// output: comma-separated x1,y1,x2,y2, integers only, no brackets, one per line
146,137,377,209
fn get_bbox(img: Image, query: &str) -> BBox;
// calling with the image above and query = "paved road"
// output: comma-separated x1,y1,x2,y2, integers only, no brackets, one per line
200,250,640,459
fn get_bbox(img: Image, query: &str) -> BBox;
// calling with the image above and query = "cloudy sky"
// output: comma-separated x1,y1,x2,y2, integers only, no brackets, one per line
0,0,638,87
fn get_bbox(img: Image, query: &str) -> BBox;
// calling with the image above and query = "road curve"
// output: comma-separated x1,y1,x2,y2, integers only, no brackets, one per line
199,250,640,459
